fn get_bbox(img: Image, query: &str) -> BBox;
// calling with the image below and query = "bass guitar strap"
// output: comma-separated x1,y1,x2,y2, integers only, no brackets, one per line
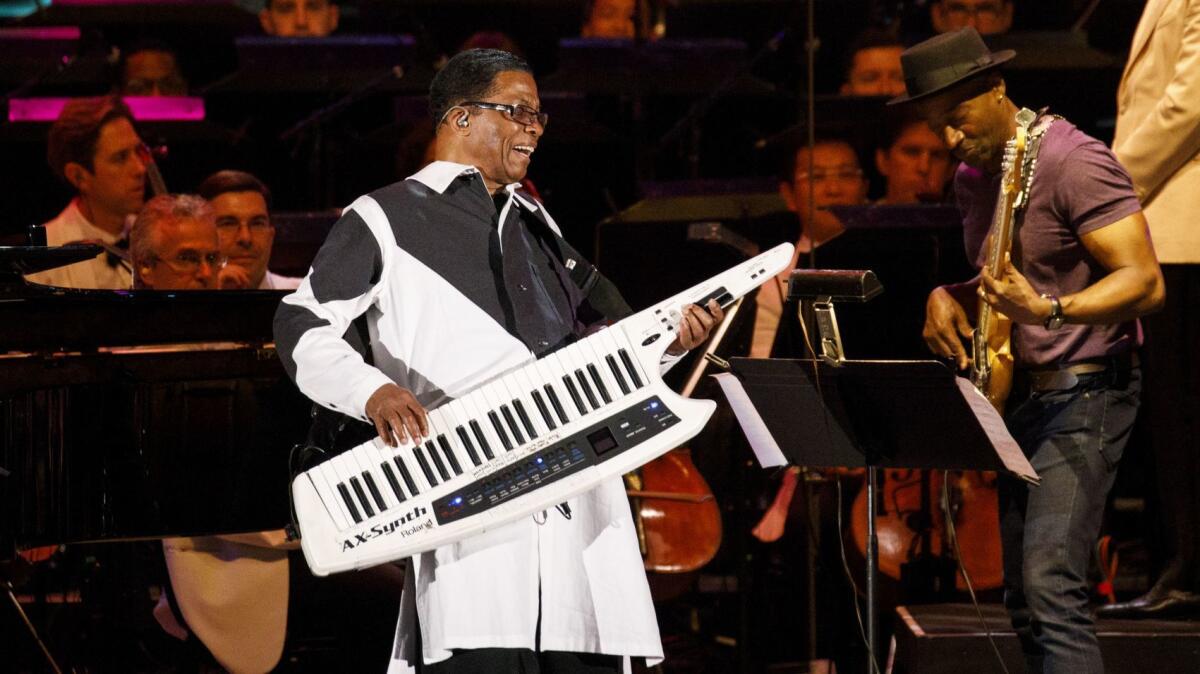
1010,108,1060,263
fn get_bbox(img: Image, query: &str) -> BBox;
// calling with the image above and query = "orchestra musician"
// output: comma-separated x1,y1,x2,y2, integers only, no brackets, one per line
196,170,301,291
272,48,723,673
928,0,1014,36
26,95,146,289
581,0,637,39
129,194,222,290
259,0,339,38
874,108,953,206
748,137,868,543
900,29,1164,673
116,39,189,98
749,137,867,388
839,27,907,99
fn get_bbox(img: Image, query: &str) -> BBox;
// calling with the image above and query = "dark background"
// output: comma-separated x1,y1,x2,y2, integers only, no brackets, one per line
0,0,1149,254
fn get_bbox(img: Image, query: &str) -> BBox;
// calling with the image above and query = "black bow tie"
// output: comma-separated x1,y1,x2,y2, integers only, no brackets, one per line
104,237,130,268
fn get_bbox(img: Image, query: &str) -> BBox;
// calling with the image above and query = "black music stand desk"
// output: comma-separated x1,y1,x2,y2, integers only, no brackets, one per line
715,357,1037,671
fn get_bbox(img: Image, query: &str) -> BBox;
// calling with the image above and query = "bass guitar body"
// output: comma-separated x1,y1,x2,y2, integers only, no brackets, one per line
974,310,1014,413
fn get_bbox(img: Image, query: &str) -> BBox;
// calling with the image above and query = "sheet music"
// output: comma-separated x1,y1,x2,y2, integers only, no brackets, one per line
711,372,788,468
954,376,1040,484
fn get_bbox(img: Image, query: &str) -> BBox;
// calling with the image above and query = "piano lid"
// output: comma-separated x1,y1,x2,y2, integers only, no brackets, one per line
0,244,102,275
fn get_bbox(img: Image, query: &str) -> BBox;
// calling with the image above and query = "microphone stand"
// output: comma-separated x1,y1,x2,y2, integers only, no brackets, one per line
653,21,795,178
279,65,406,142
1,462,64,674
278,65,405,207
2,577,63,674
2,54,78,108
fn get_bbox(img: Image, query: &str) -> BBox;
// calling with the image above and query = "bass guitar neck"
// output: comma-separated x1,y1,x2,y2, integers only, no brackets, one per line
970,107,1037,412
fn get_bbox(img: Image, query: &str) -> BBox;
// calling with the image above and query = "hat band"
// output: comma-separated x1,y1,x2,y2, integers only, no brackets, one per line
906,55,994,97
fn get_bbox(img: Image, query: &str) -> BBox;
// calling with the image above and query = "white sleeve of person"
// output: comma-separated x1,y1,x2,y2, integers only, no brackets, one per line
273,197,397,422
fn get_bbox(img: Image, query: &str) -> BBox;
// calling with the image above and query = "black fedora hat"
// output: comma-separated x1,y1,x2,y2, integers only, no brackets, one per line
888,28,1015,106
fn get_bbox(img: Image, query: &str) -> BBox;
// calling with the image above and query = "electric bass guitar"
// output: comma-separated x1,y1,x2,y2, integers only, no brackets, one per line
970,107,1037,412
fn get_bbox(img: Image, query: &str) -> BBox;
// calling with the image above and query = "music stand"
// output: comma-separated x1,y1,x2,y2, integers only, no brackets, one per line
720,356,1036,672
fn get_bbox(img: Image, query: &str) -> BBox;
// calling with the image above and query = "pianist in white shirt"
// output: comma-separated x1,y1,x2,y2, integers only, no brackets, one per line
274,48,721,673
123,193,290,674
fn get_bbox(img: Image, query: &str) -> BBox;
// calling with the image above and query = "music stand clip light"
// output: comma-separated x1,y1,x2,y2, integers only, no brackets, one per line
787,269,882,366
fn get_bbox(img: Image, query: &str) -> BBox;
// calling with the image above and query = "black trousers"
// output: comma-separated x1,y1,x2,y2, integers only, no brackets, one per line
413,649,621,674
1141,263,1200,589
411,604,622,674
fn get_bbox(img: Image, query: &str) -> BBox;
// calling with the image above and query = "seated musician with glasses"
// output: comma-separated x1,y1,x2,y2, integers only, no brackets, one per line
776,138,869,258
130,194,225,290
746,137,868,541
130,193,291,670
752,136,869,362
930,0,1013,36
131,189,378,672
275,48,722,673
197,169,301,290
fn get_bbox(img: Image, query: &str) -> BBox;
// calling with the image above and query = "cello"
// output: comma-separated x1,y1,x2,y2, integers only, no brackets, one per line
847,468,1003,592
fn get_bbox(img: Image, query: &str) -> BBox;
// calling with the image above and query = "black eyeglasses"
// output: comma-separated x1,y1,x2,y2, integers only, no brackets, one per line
463,101,549,128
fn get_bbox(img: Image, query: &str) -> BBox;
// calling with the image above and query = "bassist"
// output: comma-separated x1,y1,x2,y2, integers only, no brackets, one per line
894,29,1164,674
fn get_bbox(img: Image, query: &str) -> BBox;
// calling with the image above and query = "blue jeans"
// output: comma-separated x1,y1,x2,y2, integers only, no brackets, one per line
999,365,1141,674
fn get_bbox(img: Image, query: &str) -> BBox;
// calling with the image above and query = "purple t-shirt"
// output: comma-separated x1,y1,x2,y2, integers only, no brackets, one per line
955,118,1143,367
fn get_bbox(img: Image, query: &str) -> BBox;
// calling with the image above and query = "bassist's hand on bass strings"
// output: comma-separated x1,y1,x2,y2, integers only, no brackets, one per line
923,285,974,370
978,252,1053,325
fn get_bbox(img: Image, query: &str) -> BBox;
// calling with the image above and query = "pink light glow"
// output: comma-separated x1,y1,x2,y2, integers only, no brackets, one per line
8,97,206,123
0,27,81,40
53,0,223,5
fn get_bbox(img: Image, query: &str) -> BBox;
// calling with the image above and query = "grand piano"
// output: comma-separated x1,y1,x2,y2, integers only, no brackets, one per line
0,245,311,555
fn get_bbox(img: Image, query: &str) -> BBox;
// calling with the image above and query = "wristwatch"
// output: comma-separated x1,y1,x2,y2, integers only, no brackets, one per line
1041,293,1064,330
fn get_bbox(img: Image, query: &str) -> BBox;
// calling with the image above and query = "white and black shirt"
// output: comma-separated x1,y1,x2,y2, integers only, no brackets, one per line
274,161,665,672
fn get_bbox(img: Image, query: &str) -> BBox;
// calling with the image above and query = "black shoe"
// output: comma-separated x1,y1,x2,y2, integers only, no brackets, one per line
1098,589,1200,620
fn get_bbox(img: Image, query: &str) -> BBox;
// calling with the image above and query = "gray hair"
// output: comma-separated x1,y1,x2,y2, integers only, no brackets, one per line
130,193,214,267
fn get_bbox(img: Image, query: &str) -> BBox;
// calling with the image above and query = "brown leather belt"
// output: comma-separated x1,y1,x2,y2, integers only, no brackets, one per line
1022,352,1139,393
